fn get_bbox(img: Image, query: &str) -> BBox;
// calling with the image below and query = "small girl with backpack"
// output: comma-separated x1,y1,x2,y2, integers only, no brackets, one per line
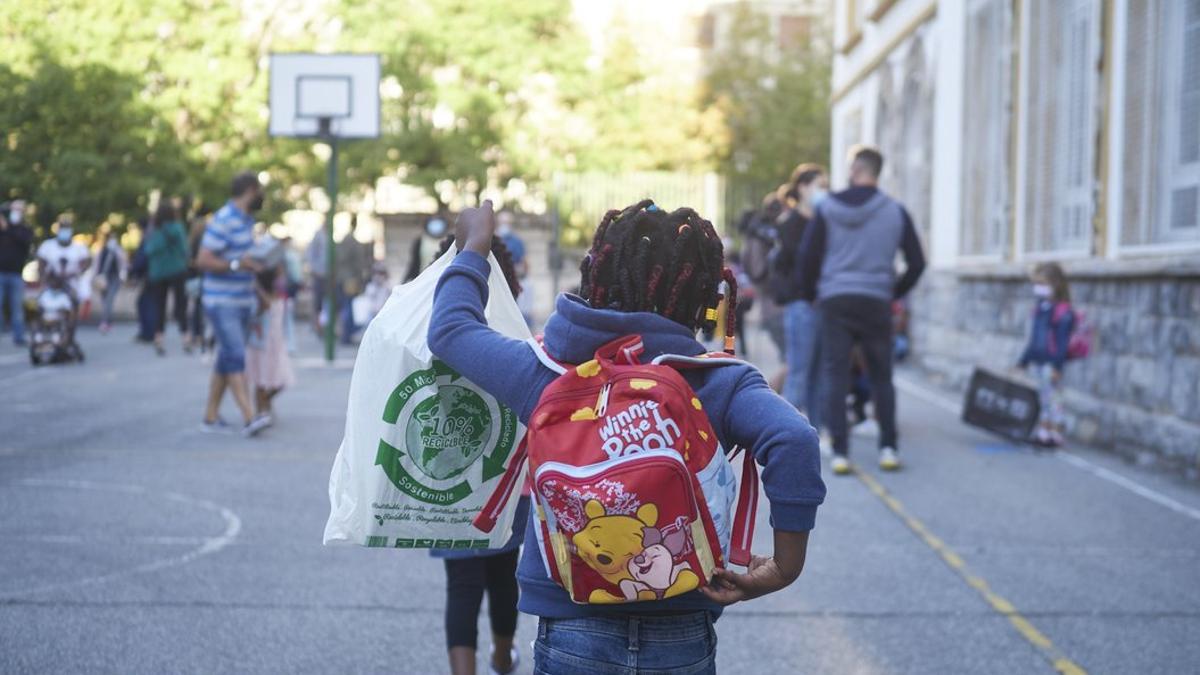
1017,262,1089,447
429,199,825,674
428,234,530,675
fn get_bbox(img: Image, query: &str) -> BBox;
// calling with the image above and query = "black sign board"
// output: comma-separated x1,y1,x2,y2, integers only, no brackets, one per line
961,368,1041,442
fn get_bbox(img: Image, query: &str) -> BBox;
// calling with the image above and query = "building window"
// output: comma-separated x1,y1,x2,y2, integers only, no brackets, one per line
960,0,1013,257
1019,0,1102,255
778,15,811,51
1120,0,1200,248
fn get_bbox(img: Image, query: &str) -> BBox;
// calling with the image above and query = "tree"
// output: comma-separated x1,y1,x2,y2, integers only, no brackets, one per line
702,3,832,205
0,58,190,231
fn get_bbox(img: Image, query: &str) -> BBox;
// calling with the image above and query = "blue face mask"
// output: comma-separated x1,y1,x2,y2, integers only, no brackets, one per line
809,189,829,209
56,228,73,244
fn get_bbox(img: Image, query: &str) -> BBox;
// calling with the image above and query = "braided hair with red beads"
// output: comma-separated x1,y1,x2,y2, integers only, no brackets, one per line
578,199,739,354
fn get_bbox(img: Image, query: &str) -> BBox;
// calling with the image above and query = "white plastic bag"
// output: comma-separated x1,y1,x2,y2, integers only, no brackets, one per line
324,249,531,550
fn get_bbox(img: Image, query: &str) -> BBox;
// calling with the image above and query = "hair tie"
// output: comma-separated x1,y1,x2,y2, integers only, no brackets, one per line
705,307,718,321
646,203,660,212
677,224,691,235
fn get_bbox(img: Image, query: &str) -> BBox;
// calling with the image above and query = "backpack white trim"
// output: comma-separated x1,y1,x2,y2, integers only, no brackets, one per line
526,337,568,375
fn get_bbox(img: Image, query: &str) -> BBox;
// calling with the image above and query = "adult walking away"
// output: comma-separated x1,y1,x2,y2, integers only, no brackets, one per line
0,201,34,345
144,201,190,355
194,171,270,437
306,223,328,335
334,227,370,344
93,225,127,333
775,164,830,437
798,146,925,475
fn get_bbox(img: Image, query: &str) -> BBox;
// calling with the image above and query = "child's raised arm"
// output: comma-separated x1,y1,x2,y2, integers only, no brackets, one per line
427,201,558,422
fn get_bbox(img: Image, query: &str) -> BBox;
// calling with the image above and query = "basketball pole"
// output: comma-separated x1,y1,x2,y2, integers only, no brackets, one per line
321,117,339,363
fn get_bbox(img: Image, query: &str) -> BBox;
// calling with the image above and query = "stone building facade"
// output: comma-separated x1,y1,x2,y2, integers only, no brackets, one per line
831,0,1200,475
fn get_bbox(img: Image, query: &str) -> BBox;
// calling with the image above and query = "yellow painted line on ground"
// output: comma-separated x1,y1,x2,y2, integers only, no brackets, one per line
854,470,1088,674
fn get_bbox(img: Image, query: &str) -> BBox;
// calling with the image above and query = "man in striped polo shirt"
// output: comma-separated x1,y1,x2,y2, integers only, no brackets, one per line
195,171,270,436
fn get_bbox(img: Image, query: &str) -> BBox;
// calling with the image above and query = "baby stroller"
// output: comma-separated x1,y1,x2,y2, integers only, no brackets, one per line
28,273,85,366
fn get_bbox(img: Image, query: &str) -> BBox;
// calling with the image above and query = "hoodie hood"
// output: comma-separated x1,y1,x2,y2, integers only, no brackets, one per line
542,294,706,364
819,186,891,229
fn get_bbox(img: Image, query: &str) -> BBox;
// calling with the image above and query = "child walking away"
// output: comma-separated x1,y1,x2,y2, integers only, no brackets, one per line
429,199,825,674
1017,262,1074,448
429,233,527,675
245,263,294,427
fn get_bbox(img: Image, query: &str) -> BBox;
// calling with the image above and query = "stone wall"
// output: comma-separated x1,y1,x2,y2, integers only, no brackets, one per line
908,265,1200,478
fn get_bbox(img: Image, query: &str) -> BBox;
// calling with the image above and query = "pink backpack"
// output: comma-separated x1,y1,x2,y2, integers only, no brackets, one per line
1049,303,1093,360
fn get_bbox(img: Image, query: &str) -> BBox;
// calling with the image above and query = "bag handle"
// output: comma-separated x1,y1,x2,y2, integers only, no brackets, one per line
472,438,527,533
728,445,759,567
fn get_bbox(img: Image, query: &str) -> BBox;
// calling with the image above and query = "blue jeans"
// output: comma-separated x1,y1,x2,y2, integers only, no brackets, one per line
782,300,824,430
205,304,252,375
534,613,716,675
0,272,25,343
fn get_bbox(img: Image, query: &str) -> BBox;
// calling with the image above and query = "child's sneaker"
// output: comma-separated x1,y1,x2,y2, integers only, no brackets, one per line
242,415,271,438
200,417,233,434
831,455,852,475
879,447,901,471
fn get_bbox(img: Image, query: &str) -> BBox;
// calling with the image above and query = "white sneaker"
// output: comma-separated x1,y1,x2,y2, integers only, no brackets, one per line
241,414,271,438
818,430,833,457
879,447,901,471
831,456,852,475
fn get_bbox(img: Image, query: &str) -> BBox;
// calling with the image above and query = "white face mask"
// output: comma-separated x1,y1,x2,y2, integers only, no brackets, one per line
9,210,21,224
1033,283,1052,298
57,228,73,244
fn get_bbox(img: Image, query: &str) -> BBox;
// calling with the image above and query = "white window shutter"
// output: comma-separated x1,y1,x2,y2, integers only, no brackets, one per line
961,0,1012,256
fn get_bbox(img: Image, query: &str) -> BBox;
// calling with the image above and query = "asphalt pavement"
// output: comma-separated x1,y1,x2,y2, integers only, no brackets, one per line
1,322,1198,674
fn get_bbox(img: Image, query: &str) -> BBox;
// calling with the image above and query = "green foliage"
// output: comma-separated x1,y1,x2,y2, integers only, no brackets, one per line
0,0,830,234
0,57,188,231
702,3,832,208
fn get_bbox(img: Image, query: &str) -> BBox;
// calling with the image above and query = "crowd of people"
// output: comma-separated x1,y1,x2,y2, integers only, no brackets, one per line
0,148,1086,674
737,145,926,475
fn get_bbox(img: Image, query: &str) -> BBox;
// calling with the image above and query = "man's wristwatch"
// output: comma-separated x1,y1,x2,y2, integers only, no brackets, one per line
229,259,241,272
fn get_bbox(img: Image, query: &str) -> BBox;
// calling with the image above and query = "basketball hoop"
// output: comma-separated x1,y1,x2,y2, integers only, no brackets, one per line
270,53,380,362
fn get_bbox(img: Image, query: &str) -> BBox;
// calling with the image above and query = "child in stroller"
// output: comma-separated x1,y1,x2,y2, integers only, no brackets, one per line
28,272,84,365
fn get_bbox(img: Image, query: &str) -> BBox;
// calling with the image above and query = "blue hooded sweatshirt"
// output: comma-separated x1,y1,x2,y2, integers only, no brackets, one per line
428,251,826,619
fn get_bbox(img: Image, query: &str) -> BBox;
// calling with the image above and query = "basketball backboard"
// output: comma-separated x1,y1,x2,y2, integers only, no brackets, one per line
269,53,380,138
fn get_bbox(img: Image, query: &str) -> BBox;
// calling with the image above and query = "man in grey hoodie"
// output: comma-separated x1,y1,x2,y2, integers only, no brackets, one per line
797,146,925,475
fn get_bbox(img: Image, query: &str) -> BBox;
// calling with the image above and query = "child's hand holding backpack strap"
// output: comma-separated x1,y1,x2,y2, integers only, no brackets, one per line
700,529,809,605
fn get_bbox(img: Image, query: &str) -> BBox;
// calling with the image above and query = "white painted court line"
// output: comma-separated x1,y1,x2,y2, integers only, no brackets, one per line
895,374,1200,526
0,479,242,598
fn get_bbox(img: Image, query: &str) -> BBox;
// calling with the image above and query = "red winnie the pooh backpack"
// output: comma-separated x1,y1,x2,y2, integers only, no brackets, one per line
475,334,759,605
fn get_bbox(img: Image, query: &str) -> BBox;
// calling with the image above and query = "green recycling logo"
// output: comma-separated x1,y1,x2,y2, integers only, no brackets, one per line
375,360,519,505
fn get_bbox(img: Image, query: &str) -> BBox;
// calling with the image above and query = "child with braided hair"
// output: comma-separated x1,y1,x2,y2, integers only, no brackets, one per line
429,199,824,674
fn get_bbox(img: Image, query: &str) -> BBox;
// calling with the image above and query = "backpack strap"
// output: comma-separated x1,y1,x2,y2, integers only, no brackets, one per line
652,352,759,567
473,437,528,533
728,445,759,567
526,336,568,375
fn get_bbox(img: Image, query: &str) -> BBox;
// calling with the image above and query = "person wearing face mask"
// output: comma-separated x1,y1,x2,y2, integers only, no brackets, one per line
1017,262,1075,447
194,171,270,437
770,164,831,449
36,214,92,302
0,200,35,345
405,214,449,282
